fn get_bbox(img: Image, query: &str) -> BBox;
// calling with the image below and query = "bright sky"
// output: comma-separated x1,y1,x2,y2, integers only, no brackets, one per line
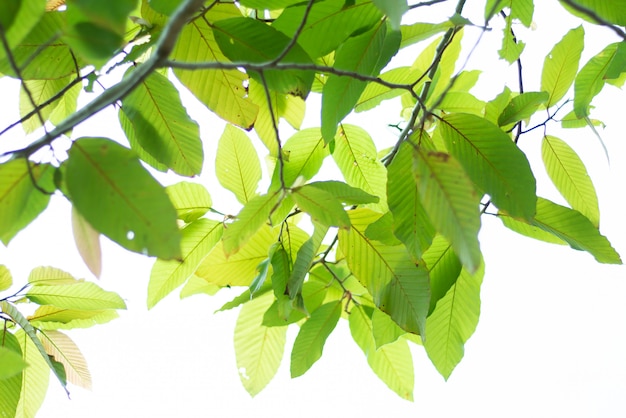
1,2,625,417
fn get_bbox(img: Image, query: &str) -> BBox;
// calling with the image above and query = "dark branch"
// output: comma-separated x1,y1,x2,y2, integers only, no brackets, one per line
560,0,626,40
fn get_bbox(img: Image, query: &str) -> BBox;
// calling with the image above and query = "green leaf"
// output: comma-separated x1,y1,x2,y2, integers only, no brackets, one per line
497,92,549,126
273,1,383,58
437,92,486,116
40,330,91,390
28,306,119,330
413,148,481,273
26,282,127,310
0,161,53,245
13,329,49,418
511,0,534,27
179,275,221,299
559,0,626,26
306,181,379,205
287,222,328,301
349,306,414,400
371,308,407,349
322,22,400,141
66,137,181,260
0,265,12,292
165,182,212,223
498,214,567,245
387,141,435,260
605,41,626,80
0,347,27,380
574,43,619,117
542,136,599,227
216,125,261,204
339,209,430,335
234,292,286,397
120,70,203,177
356,67,425,112
0,331,22,418
541,26,585,108
28,267,79,286
19,77,75,134
213,17,315,97
528,198,621,264
72,206,102,278
290,300,342,378
270,128,328,190
424,263,484,380
238,0,303,9
0,0,45,64
292,185,350,229
439,113,537,220
197,225,279,287
332,125,388,212
498,14,525,63
148,219,223,309
373,0,408,30
400,21,453,48
222,192,282,256
169,3,258,129
422,236,462,314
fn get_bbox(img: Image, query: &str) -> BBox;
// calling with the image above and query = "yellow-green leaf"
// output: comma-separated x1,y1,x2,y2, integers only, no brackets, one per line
165,182,212,223
542,136,599,227
216,125,261,204
26,282,127,310
28,306,119,330
13,329,49,418
234,292,286,396
0,330,22,418
40,330,91,390
148,219,223,309
0,265,12,292
72,206,102,278
292,185,350,229
541,26,584,108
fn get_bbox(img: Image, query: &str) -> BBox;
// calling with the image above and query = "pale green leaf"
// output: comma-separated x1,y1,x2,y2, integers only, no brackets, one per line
0,161,53,245
0,331,22,418
371,308,407,349
121,70,203,176
498,15,525,63
511,0,534,26
306,181,379,205
574,43,619,117
373,0,408,30
222,192,282,256
437,92,485,116
290,300,342,378
497,92,549,126
28,306,119,330
413,149,481,273
349,306,414,400
339,209,430,335
13,329,49,418
26,282,127,310
400,21,452,48
439,113,537,220
292,185,350,229
542,136,599,227
66,137,181,260
356,67,425,112
530,198,621,264
234,292,286,397
0,265,11,292
179,275,221,299
270,128,328,190
425,263,484,379
165,182,212,223
541,26,584,107
387,142,435,260
422,236,462,314
216,125,261,204
28,267,80,286
332,125,388,212
19,77,73,134
40,330,91,390
148,219,223,309
196,225,279,287
72,206,102,278
498,214,567,245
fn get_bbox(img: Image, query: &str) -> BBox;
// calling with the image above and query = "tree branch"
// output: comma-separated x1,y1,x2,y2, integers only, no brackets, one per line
4,0,206,158
270,0,315,65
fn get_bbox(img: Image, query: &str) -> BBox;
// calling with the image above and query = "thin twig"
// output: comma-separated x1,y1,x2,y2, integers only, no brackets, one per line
258,71,285,190
409,0,449,9
270,0,315,65
3,0,206,158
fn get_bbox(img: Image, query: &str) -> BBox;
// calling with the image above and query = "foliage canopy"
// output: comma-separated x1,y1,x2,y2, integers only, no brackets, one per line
0,0,624,414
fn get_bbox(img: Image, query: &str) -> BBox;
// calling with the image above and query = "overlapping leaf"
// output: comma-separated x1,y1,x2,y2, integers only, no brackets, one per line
121,70,203,176
26,281,126,310
439,113,537,220
13,329,50,418
66,137,181,260
40,330,92,389
28,306,119,330
497,92,548,126
165,182,212,223
574,42,619,117
0,331,22,418
270,128,328,190
422,236,462,314
148,219,223,309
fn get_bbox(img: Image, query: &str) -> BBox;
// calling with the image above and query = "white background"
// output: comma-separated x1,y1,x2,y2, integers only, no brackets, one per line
1,1,625,417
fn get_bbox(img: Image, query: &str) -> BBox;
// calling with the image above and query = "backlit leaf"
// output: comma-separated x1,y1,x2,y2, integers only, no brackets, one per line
306,181,379,205
72,206,102,278
541,26,584,107
0,346,26,380
0,265,12,292
270,128,328,190
13,329,49,418
422,236,462,314
165,182,212,223
179,275,221,299
148,219,223,309
574,43,619,117
26,282,127,310
290,300,342,378
497,92,549,126
40,330,91,390
28,306,119,330
292,185,350,229
0,331,22,418
216,125,261,204
234,292,286,397
373,0,408,30
542,136,599,227
66,137,181,260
